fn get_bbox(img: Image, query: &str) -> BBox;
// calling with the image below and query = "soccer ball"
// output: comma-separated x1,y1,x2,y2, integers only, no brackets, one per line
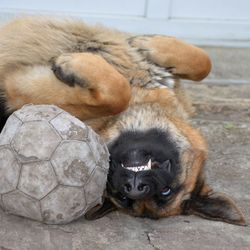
0,104,109,224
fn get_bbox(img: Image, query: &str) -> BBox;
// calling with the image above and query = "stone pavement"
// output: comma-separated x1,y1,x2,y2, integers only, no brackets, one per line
0,82,249,250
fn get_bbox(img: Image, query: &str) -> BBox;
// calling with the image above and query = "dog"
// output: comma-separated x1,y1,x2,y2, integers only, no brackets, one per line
0,17,246,225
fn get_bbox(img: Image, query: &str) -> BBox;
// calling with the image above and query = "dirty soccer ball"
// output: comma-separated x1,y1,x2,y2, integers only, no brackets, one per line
0,104,109,224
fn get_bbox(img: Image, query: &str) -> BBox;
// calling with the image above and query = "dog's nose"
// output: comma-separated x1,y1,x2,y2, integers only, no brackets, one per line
123,179,150,199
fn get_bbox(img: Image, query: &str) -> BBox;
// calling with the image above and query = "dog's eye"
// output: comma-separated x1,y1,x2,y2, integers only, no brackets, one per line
161,187,171,196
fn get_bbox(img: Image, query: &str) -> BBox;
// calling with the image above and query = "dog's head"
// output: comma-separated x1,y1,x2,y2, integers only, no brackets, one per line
108,129,181,202
86,126,246,226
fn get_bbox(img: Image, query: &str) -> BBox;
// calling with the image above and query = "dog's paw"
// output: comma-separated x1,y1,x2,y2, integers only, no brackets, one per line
127,35,153,56
51,54,88,88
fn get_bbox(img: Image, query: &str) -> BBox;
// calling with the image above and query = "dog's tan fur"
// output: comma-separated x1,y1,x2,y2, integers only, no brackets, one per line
0,17,246,225
0,17,210,118
90,87,208,218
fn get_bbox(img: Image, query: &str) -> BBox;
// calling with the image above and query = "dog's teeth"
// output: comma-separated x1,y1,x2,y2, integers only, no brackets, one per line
147,159,152,169
125,164,152,172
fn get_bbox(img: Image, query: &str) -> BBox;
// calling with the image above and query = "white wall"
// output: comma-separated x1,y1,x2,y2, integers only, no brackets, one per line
0,0,250,47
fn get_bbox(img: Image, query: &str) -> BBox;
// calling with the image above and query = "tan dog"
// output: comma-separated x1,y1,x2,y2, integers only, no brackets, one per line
0,17,246,225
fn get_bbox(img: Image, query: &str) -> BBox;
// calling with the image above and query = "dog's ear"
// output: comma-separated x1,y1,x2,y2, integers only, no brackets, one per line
84,198,117,220
182,180,247,226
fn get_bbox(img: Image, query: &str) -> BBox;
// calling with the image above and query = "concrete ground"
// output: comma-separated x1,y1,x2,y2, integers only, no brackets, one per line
1,48,250,250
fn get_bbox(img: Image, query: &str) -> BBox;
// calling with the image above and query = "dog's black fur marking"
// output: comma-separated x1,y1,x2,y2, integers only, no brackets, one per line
51,59,88,88
0,90,10,132
108,128,180,168
107,128,182,210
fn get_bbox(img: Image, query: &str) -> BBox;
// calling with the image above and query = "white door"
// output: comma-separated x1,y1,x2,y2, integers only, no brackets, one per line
0,0,249,47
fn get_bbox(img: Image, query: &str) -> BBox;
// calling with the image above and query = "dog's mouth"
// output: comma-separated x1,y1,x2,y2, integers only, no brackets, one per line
120,159,152,172
120,159,161,172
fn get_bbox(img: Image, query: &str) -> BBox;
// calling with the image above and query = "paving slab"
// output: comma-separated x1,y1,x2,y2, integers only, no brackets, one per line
202,47,250,83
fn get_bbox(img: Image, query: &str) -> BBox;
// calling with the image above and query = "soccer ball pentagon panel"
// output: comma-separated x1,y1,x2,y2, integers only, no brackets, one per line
0,104,109,224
